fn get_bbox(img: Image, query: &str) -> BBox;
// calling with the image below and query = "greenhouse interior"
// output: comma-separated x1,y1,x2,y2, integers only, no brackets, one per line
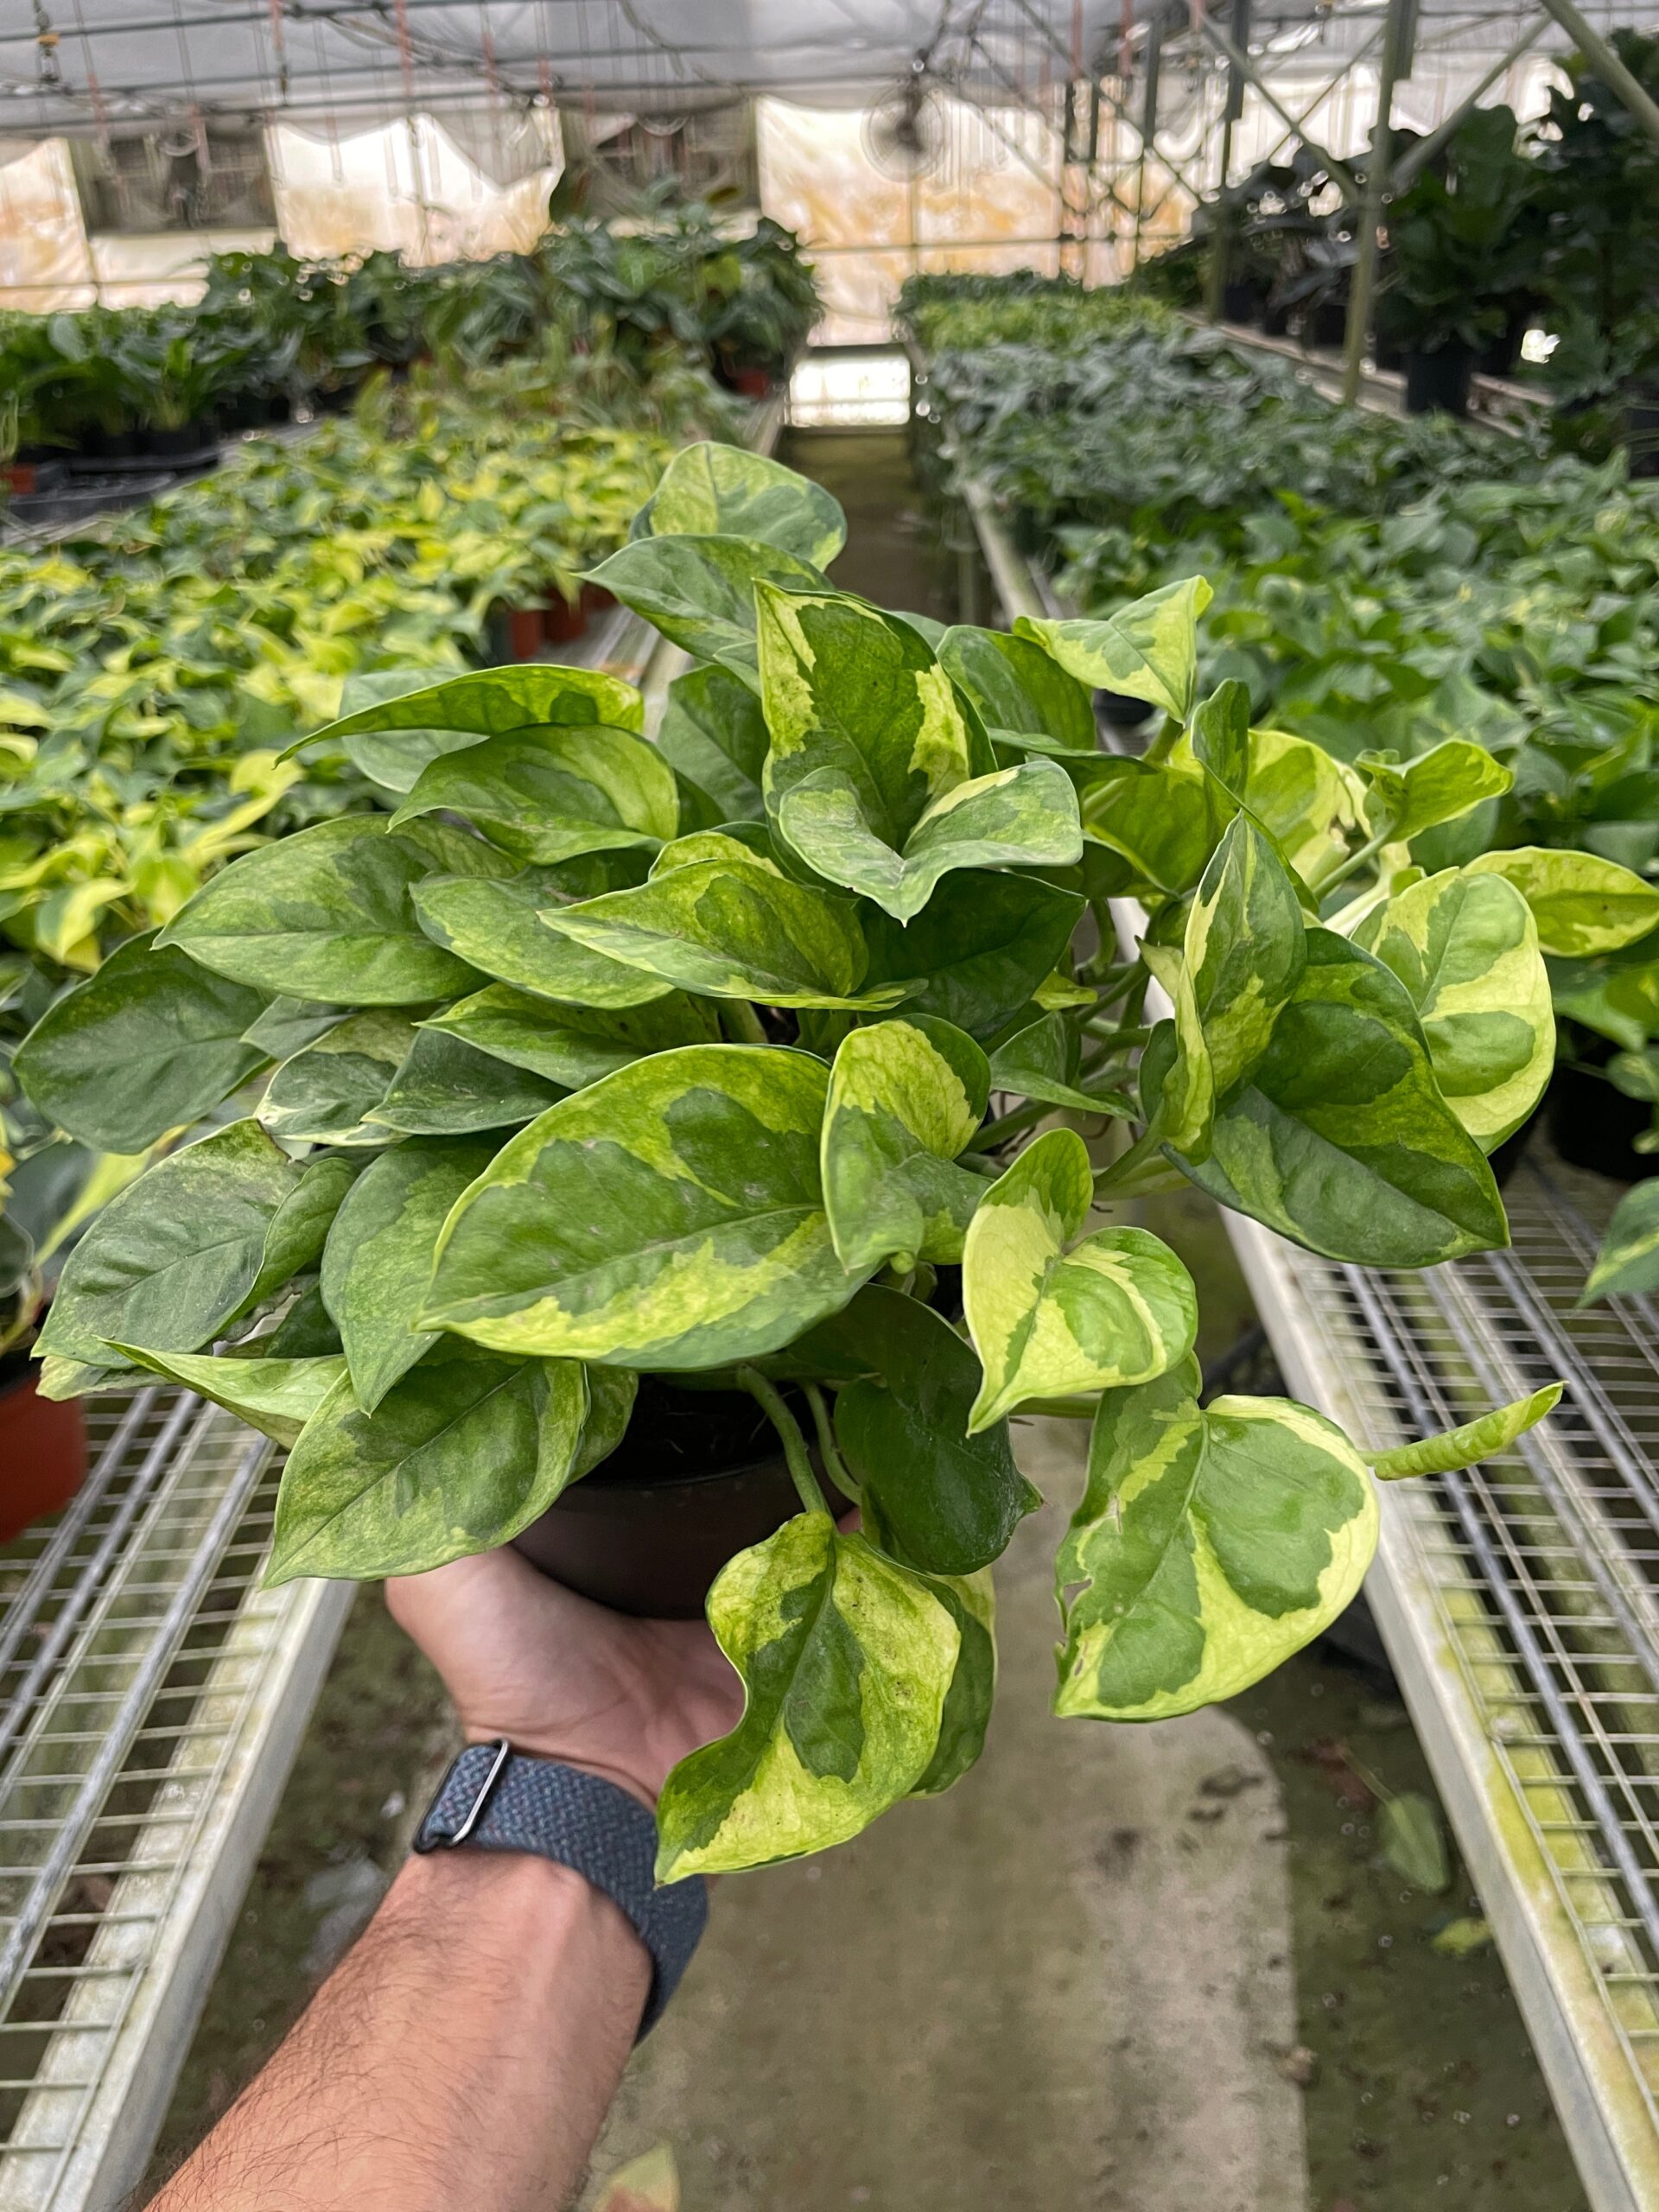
8,0,1659,2206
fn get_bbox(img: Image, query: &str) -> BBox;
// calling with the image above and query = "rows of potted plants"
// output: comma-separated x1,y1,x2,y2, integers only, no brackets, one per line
906,270,1659,1282
1139,34,1659,442
15,442,1580,1872
3,195,818,485
0,327,741,1482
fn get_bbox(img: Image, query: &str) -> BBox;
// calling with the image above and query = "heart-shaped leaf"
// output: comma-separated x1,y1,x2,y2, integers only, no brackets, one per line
654,1512,960,1879
988,1012,1133,1116
860,871,1084,1039
1185,814,1306,1098
541,858,907,1011
157,818,480,1005
411,865,671,1008
1582,1178,1659,1304
963,1128,1198,1430
421,985,719,1090
938,626,1097,753
1080,758,1224,896
1054,1366,1378,1719
821,1017,988,1274
257,1013,415,1146
298,662,644,759
586,535,830,690
107,1345,346,1446
267,1347,593,1583
369,1029,563,1136
37,1119,314,1364
423,1043,865,1369
1354,867,1553,1149
391,725,680,866
1466,847,1659,957
657,664,770,824
16,931,268,1153
1015,576,1212,720
1174,929,1508,1266
834,1287,1038,1574
632,441,847,567
321,1139,497,1410
775,758,1083,923
1358,740,1513,842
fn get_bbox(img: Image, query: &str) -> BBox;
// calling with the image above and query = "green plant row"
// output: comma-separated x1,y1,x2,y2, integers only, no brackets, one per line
18,442,1596,1876
0,333,741,1341
906,270,1659,1291
3,194,819,458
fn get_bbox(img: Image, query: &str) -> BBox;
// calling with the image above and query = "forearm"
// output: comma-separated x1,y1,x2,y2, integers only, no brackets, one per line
149,1849,651,2212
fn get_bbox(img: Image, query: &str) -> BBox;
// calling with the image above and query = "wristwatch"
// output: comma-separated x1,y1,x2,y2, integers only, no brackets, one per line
413,1739,708,2037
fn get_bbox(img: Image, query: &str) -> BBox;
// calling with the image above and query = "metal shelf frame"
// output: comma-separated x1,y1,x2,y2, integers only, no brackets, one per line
955,473,1659,2211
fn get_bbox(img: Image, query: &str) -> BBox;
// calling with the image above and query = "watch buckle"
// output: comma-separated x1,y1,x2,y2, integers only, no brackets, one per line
417,1737,512,1851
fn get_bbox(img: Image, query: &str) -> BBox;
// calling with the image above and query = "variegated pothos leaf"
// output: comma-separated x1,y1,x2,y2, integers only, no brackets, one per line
821,1016,988,1274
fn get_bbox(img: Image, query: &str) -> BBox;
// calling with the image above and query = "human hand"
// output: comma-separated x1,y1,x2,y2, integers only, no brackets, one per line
385,1548,744,1813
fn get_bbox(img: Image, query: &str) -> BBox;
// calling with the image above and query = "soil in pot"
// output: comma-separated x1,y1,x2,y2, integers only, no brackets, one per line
1405,346,1473,418
513,1376,850,1619
0,1351,88,1544
1546,1043,1654,1184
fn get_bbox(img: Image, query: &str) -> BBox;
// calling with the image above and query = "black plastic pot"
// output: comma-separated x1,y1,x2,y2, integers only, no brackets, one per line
1474,313,1527,381
1308,300,1348,349
1261,299,1293,339
150,422,220,464
1405,346,1474,417
1222,281,1265,326
512,1378,851,1618
1624,398,1659,480
1545,1048,1653,1184
1372,333,1406,374
1095,687,1156,733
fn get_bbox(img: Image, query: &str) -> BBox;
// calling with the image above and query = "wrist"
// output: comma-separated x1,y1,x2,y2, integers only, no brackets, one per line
458,1729,661,1814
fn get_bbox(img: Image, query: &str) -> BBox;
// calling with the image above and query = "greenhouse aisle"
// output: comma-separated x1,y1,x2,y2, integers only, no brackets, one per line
144,423,1588,2212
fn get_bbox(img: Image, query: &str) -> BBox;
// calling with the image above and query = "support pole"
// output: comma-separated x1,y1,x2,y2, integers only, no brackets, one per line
1132,4,1165,268
1204,0,1249,324
1531,0,1659,149
1392,14,1547,189
1341,0,1411,403
1198,17,1363,202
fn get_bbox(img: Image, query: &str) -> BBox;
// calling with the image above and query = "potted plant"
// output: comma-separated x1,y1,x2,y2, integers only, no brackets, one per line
1376,106,1541,416
20,445,1562,1878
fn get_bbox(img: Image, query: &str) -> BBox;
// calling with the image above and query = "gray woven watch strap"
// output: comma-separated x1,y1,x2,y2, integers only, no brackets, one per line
413,1743,707,2037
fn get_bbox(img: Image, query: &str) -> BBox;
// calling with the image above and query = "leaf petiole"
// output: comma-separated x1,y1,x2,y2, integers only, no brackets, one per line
803,1381,861,1501
736,1364,830,1517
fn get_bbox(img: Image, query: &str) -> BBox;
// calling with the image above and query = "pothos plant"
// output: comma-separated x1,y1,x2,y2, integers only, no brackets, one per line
21,444,1574,1880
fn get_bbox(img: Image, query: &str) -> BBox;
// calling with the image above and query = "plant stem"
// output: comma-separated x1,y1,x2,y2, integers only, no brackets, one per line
736,1366,829,1517
721,1000,769,1046
803,1382,860,1501
1316,823,1392,895
1018,1395,1101,1418
965,1098,1051,1153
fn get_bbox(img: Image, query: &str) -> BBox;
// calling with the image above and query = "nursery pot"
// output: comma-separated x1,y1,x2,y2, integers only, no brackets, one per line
542,593,588,645
1094,686,1156,734
505,606,547,660
1474,313,1528,381
1546,1043,1655,1185
151,422,218,462
1222,280,1265,326
1405,346,1473,418
581,582,617,620
0,1355,88,1545
1624,397,1659,481
1308,299,1348,349
715,357,774,401
1261,299,1293,339
513,1377,849,1619
3,461,37,496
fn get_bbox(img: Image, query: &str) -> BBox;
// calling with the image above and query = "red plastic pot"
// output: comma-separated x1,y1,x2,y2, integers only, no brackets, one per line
581,582,616,620
728,366,773,401
3,462,36,497
543,594,587,645
0,1370,88,1544
505,606,546,660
